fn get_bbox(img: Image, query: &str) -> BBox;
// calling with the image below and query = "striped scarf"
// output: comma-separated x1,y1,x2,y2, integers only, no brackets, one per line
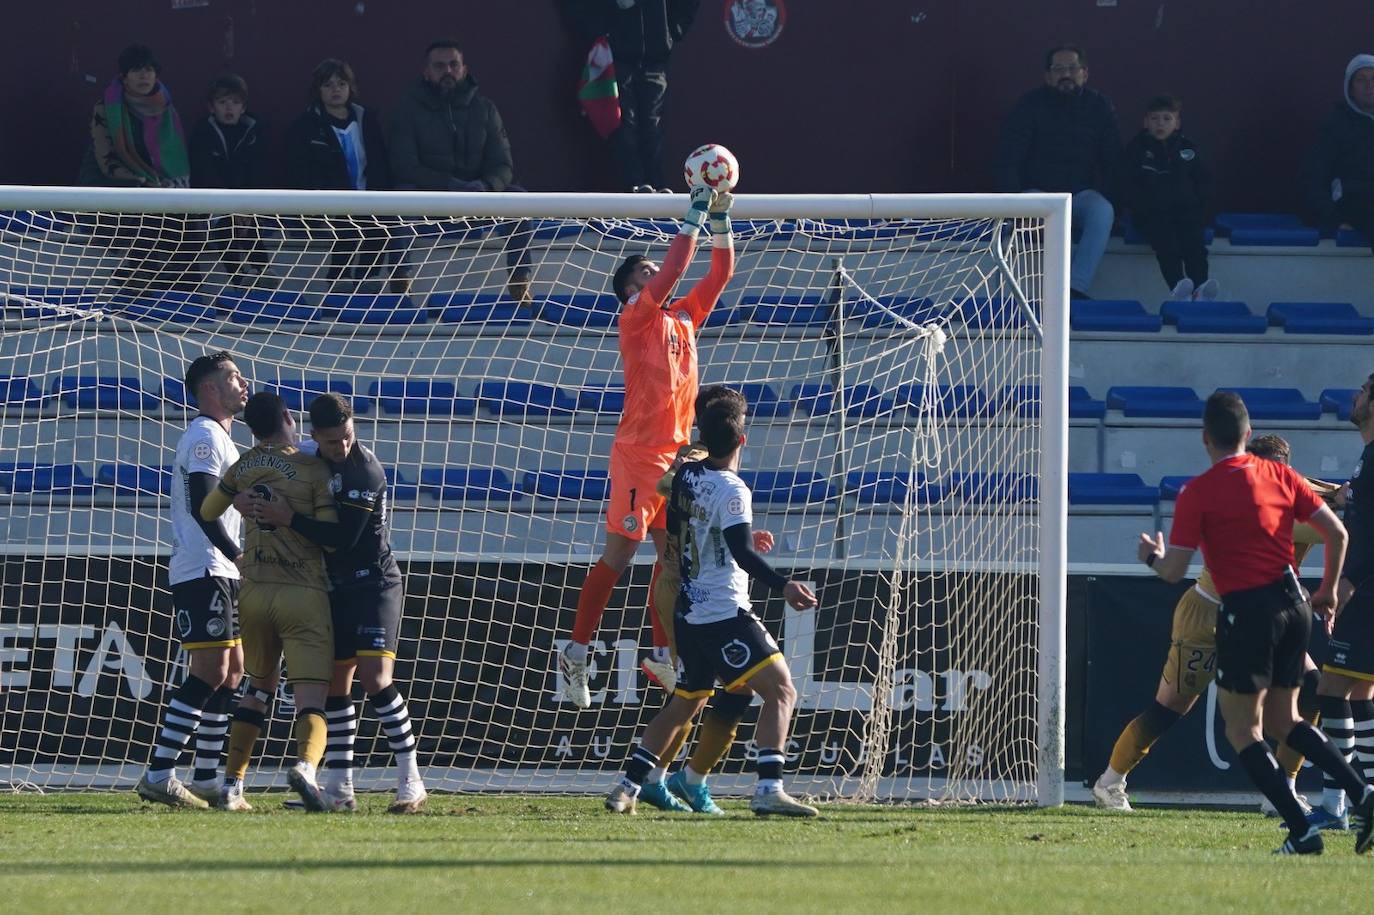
103,79,190,186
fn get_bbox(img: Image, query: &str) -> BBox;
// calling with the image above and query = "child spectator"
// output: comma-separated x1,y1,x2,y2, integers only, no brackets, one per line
1120,94,1217,300
189,74,273,285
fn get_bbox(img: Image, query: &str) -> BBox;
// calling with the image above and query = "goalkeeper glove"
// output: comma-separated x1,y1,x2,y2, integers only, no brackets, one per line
708,191,734,237
683,185,715,236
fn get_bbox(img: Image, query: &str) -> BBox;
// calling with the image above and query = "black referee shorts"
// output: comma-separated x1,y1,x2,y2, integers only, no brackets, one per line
1214,570,1311,694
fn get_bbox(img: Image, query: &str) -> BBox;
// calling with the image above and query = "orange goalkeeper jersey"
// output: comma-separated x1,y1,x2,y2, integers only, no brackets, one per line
615,235,733,452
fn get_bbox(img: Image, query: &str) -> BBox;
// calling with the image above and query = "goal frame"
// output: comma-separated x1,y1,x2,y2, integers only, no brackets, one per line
0,185,1070,806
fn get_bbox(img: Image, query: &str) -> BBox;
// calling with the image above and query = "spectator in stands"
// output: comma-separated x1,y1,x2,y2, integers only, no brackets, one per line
283,59,404,291
189,74,274,285
994,45,1120,299
80,43,190,188
80,44,203,295
388,39,533,306
1302,54,1374,251
565,0,701,193
1119,95,1217,300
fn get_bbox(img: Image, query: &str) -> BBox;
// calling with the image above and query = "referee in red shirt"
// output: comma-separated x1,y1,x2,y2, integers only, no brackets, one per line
1139,391,1374,855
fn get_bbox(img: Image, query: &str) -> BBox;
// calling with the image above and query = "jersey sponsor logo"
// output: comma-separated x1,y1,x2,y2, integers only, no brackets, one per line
193,441,212,461
726,496,744,516
721,638,752,669
623,514,639,533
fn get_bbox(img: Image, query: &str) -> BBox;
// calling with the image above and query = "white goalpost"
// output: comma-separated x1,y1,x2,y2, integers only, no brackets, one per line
0,186,1068,805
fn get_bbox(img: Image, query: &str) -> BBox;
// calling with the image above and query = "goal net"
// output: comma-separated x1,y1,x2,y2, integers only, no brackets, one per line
0,188,1068,804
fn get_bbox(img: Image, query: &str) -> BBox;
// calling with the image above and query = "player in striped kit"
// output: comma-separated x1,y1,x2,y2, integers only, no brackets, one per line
136,352,249,809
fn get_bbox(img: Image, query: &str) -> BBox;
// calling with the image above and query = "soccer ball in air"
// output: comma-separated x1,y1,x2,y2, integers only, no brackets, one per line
683,144,739,193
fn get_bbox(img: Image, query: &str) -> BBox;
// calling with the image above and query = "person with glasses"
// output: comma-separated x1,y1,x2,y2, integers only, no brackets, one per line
994,44,1121,299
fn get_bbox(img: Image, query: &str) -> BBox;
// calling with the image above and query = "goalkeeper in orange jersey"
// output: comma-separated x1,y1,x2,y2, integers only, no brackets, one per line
559,184,735,709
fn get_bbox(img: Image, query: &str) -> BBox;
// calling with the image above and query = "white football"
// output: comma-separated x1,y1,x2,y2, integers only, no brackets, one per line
683,144,739,193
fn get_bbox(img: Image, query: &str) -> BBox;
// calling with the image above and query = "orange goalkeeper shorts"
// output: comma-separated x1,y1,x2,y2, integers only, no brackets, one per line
606,443,675,540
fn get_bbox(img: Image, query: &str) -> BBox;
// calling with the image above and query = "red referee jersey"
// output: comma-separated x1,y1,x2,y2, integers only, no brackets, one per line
1168,453,1324,597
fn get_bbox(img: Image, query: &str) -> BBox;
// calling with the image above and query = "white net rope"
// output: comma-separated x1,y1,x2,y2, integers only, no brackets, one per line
0,196,1052,802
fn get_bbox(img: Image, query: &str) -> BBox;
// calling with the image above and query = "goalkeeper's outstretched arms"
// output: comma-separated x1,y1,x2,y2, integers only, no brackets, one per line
634,186,717,305
679,192,736,325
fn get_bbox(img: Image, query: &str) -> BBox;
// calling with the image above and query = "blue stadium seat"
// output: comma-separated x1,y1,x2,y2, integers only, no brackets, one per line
385,467,419,501
992,385,1107,420
790,383,836,417
324,292,427,326
897,384,991,418
368,379,474,416
96,464,172,496
430,292,531,324
220,288,317,324
950,472,1038,504
0,462,95,495
1159,475,1193,500
843,384,897,418
521,469,610,502
1214,387,1321,421
533,293,620,328
1336,227,1370,248
529,219,584,242
590,218,681,242
845,471,946,506
7,286,99,318
475,381,577,417
1070,299,1162,332
1321,388,1359,421
51,376,160,410
1105,386,1204,418
961,296,1035,329
111,290,217,323
1266,302,1374,335
1229,227,1320,246
736,382,789,418
1067,473,1159,505
1121,221,1215,246
577,384,625,414
737,470,834,504
700,303,746,327
0,375,46,409
745,294,832,326
1213,213,1303,235
851,296,953,329
419,467,521,502
160,378,193,408
264,378,356,414
1159,300,1267,333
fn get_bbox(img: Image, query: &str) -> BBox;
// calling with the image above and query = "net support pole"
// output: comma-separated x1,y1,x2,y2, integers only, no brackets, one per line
1036,195,1071,807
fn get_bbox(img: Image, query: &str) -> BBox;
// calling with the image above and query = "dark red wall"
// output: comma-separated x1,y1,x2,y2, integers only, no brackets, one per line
1,0,1365,212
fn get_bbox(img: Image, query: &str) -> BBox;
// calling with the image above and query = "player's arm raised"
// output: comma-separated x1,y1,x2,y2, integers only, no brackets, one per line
637,186,716,305
679,192,737,325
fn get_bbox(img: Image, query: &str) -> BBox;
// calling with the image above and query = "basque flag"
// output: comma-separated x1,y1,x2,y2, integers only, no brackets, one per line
578,36,621,139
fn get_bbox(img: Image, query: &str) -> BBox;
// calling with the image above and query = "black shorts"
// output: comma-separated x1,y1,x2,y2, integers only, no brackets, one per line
1215,571,1311,694
674,607,783,698
170,574,240,650
1324,587,1374,681
331,581,404,662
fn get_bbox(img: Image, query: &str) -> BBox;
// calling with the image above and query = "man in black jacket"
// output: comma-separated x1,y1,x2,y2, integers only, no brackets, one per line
189,74,273,283
389,39,533,306
1303,54,1374,253
1119,94,1216,300
568,0,700,192
994,45,1120,299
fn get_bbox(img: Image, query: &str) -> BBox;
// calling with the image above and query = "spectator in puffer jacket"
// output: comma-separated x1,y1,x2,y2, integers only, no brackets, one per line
1302,53,1374,253
994,45,1121,299
388,39,533,307
189,74,274,285
1119,94,1217,301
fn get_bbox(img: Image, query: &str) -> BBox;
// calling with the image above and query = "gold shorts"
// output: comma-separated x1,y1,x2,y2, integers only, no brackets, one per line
1161,587,1220,698
239,580,334,685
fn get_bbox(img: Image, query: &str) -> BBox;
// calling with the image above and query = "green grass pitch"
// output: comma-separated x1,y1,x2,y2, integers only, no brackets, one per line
0,794,1367,913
